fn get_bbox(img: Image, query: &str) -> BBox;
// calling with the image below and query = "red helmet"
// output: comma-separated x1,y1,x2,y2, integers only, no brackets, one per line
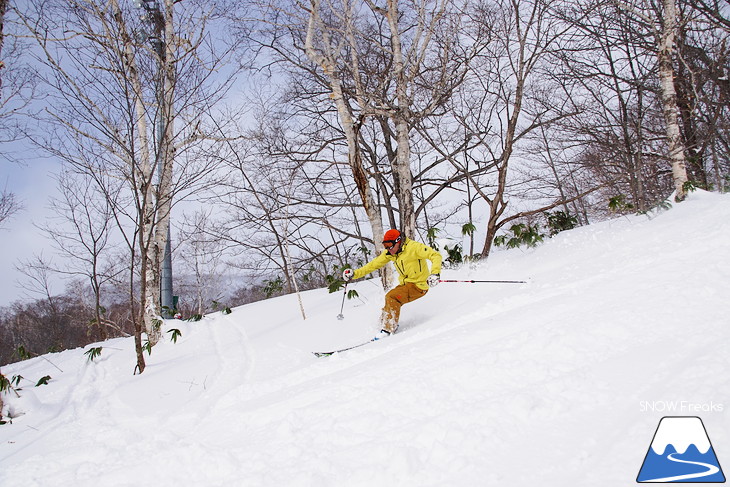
382,229,402,248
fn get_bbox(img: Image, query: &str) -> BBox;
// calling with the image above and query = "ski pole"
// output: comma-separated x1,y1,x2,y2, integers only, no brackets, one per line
337,282,348,320
439,279,526,284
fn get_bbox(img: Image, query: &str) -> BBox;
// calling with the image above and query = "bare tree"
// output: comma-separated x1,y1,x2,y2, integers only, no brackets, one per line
549,0,669,212
1,0,36,143
0,0,6,75
451,0,579,257
302,0,387,249
17,0,237,372
691,0,730,31
673,0,730,191
237,0,480,292
41,170,123,340
304,0,475,236
523,121,593,224
0,183,20,228
611,0,690,201
206,109,349,295
15,254,62,319
657,0,690,200
176,209,228,316
1,0,36,226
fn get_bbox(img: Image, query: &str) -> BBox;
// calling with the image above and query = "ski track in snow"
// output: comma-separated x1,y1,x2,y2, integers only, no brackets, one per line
643,452,721,482
1,191,729,486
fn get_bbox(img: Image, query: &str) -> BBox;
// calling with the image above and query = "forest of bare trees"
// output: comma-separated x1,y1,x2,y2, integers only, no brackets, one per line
1,0,728,369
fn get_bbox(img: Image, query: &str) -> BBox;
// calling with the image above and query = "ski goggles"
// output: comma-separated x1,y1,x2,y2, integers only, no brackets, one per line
382,236,401,249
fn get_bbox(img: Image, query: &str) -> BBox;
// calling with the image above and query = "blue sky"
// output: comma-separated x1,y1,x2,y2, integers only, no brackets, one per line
0,157,62,307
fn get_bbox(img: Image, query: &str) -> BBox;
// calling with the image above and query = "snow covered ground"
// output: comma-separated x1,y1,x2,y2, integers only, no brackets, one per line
1,190,729,486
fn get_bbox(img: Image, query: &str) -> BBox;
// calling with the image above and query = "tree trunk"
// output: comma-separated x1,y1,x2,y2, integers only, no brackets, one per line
114,0,161,348
385,0,416,237
0,0,7,69
129,259,145,374
480,162,509,258
674,28,706,188
481,76,522,258
146,0,177,343
392,116,416,236
305,1,391,287
658,0,689,202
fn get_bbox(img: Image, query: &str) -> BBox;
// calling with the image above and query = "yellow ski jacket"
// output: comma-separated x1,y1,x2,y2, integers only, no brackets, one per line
352,238,442,291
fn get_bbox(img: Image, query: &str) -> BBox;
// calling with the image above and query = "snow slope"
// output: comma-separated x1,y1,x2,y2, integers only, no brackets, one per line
1,191,729,486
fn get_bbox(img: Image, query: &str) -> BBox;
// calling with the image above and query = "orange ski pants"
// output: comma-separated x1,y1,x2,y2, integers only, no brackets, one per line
380,282,428,333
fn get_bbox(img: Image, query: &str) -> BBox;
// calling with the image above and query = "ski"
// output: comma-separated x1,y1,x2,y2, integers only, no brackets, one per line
313,338,378,357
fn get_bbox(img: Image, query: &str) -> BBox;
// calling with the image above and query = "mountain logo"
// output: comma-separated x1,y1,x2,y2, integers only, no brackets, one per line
637,416,726,483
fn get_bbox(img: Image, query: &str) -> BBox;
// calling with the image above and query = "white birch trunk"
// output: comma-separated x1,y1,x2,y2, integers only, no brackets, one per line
385,0,416,236
144,0,176,345
305,0,388,260
114,0,168,345
115,0,160,344
658,0,689,202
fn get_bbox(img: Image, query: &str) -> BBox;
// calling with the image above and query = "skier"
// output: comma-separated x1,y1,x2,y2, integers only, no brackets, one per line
342,229,442,339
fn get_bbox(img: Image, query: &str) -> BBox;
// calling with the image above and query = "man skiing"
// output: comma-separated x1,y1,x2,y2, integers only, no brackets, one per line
343,229,442,339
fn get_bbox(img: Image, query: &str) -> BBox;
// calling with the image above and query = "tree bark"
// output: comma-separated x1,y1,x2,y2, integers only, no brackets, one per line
384,0,416,236
305,0,389,279
657,0,689,202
